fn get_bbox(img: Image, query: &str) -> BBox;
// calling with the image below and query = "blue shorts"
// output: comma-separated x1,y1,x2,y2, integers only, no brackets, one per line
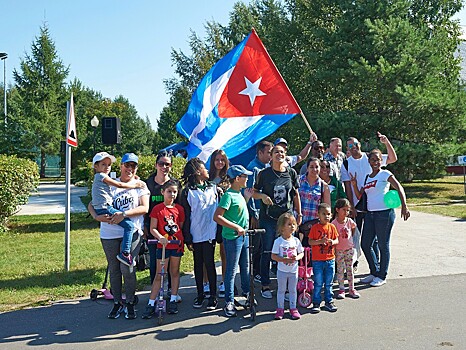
156,248,183,260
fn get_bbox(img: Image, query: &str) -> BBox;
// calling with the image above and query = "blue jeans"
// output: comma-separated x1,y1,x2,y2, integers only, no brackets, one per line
312,259,335,304
224,235,250,303
361,209,395,280
259,216,278,286
95,206,134,254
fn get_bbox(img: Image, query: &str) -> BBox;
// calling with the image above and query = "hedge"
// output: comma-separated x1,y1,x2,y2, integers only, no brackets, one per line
0,154,39,231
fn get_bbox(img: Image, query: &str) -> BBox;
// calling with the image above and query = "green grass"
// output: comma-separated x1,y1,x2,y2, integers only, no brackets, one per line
403,175,466,219
0,213,199,312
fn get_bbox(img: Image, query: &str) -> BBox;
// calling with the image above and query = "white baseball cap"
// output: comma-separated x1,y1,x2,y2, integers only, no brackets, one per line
93,152,116,165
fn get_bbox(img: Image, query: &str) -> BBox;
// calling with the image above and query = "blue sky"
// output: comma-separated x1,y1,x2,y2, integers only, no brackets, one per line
0,0,239,128
1,1,465,130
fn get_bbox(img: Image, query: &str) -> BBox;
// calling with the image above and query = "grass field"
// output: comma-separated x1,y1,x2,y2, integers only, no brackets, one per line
0,213,200,312
404,175,466,219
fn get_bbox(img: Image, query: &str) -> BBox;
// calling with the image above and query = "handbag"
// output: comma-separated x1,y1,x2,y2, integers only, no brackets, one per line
354,175,369,212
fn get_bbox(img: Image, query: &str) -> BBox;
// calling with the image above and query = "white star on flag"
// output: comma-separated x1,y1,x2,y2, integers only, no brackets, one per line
239,77,266,106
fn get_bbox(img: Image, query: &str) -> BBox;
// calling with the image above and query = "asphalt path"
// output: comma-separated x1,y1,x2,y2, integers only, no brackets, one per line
2,183,466,349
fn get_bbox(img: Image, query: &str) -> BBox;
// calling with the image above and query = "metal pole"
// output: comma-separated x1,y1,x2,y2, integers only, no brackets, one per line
463,165,465,195
93,127,96,154
65,101,71,271
2,56,6,125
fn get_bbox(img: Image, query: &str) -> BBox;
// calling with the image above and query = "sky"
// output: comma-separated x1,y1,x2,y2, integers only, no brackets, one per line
1,1,465,130
0,0,239,129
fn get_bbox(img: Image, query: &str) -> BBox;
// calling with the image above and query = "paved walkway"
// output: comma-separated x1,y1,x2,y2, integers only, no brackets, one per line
15,182,88,215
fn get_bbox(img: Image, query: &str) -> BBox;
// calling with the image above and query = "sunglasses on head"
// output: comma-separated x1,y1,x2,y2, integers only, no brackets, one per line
123,162,137,169
157,161,172,167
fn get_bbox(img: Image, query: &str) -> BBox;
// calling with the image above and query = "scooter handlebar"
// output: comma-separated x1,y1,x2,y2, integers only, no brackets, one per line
246,229,266,235
147,239,181,245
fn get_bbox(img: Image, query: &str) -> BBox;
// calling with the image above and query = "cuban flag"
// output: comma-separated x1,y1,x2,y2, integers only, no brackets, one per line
176,29,301,162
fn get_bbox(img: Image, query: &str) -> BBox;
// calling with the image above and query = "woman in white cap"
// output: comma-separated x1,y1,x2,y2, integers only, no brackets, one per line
88,153,149,320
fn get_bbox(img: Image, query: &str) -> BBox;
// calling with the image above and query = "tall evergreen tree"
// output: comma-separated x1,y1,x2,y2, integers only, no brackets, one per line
13,24,69,177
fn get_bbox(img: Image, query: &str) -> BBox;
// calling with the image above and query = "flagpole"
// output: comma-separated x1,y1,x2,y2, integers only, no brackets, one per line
300,113,314,133
65,101,71,271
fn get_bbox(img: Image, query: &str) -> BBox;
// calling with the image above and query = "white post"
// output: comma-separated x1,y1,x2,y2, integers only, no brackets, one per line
65,101,71,271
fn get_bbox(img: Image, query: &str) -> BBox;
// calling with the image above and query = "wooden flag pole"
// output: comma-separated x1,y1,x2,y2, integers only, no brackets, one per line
300,113,314,134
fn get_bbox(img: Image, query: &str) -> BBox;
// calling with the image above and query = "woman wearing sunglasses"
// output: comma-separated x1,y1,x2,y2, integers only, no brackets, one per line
144,150,181,286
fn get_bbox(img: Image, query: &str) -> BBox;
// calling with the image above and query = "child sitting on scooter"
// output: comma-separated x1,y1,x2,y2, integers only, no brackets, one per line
271,212,304,320
214,165,254,317
141,180,185,318
91,152,145,267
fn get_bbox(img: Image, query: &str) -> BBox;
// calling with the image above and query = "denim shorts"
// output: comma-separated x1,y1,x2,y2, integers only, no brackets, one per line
156,248,183,260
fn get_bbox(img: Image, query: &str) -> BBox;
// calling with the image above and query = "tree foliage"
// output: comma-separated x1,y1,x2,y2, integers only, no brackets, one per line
160,0,466,179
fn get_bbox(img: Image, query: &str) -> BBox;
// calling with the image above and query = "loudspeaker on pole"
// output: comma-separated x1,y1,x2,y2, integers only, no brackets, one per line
101,117,122,145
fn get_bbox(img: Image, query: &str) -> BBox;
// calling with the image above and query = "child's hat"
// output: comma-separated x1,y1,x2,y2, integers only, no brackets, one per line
226,165,253,179
93,152,116,165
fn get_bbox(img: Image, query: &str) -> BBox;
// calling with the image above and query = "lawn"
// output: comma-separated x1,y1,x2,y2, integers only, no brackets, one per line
0,213,198,312
404,175,466,219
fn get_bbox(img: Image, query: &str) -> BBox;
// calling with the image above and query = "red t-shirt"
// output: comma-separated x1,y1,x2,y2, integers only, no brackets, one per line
308,222,339,261
150,203,185,252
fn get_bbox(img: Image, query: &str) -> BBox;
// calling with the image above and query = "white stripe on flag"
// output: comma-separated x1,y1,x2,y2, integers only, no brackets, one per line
197,115,263,162
189,67,235,149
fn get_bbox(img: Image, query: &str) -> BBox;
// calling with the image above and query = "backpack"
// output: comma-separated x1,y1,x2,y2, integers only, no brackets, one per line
135,239,150,271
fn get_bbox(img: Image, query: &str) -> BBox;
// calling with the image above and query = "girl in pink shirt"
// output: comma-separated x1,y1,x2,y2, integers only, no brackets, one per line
332,198,360,299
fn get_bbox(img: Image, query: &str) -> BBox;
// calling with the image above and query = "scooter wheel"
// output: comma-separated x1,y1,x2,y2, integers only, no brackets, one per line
90,289,98,301
133,295,139,305
250,305,256,321
298,292,312,308
158,312,163,326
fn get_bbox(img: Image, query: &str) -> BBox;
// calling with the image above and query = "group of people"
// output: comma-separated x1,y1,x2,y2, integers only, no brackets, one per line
88,131,411,321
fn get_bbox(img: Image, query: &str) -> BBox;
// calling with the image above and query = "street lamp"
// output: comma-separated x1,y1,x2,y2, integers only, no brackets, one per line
90,116,99,154
0,52,7,125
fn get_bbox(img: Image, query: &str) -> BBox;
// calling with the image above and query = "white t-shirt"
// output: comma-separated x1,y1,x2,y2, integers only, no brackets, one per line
340,153,388,207
272,236,303,273
364,169,393,211
100,178,150,240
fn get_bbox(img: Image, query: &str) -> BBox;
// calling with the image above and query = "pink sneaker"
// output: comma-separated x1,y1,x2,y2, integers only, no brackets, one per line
349,289,361,299
274,308,284,320
290,308,301,320
336,289,346,299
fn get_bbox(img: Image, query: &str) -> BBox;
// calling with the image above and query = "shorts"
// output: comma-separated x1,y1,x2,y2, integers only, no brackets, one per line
156,248,183,260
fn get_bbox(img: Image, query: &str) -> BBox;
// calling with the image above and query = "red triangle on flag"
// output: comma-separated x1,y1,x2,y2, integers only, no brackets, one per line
218,30,301,118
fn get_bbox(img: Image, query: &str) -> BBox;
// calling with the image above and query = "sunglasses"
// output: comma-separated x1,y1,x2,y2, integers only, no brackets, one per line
157,161,172,167
348,141,360,149
123,162,138,169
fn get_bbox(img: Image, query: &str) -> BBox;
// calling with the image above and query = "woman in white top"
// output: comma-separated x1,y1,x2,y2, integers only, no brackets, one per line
88,154,149,319
351,149,410,287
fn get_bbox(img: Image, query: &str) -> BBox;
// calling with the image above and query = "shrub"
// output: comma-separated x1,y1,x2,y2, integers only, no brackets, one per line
0,154,39,231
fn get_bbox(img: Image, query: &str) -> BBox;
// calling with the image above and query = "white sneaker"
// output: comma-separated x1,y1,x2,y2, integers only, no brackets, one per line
359,274,376,284
173,294,182,303
370,277,386,287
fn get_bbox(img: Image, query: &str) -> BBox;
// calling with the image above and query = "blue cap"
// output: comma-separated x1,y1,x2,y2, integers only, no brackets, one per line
121,153,139,164
227,165,253,179
274,138,288,146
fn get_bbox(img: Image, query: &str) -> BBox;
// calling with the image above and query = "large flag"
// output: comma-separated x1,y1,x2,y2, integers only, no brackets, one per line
176,29,301,162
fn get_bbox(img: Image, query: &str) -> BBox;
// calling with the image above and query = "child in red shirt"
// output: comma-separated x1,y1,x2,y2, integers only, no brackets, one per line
308,203,339,313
